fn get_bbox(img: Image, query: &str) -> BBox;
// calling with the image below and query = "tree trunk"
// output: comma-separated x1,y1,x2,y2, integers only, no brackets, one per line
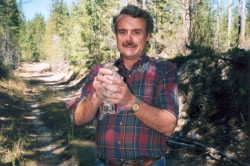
183,0,190,48
142,0,146,9
241,0,246,47
228,0,233,48
5,0,11,67
214,0,221,52
134,0,137,6
237,0,241,47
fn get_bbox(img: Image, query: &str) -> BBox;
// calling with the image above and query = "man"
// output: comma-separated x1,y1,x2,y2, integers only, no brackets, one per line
67,4,179,166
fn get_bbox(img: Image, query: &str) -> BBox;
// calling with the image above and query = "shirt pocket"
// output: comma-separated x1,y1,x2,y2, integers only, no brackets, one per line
131,68,157,105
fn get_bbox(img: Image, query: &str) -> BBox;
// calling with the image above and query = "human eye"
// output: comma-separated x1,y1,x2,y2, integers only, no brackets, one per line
133,30,141,35
118,30,126,35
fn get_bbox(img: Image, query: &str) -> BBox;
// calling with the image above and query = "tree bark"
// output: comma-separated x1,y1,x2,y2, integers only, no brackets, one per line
142,0,146,9
241,0,246,46
237,0,241,47
228,0,233,47
134,0,137,6
214,0,221,51
183,0,190,49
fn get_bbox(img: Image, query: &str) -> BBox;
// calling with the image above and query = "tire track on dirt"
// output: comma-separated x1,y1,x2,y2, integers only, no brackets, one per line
26,85,63,165
16,62,79,166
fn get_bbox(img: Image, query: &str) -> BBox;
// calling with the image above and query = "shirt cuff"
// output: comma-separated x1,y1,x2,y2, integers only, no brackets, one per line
66,98,82,126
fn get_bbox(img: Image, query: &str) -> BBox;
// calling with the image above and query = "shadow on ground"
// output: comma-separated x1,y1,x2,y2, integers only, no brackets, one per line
1,48,249,165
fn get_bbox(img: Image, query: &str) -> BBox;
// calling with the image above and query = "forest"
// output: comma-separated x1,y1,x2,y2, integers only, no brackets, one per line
0,0,249,75
0,0,249,165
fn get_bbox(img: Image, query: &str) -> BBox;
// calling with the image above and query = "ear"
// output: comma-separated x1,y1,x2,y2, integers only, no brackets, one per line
146,32,151,42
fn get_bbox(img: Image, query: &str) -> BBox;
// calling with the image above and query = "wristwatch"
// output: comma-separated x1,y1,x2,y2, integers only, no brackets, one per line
129,97,140,113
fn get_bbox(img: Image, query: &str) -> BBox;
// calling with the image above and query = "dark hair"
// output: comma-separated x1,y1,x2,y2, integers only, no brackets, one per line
112,5,154,35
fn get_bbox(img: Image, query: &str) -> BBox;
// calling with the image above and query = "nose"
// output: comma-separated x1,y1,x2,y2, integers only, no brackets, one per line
126,32,133,42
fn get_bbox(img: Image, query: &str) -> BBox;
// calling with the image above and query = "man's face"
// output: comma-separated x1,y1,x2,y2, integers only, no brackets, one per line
116,14,150,60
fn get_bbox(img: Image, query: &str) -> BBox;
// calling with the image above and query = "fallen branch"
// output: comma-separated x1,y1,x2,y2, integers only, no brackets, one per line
211,55,248,64
167,139,196,148
166,136,250,166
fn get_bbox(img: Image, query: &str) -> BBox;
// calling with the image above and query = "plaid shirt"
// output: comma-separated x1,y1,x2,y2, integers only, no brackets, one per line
68,54,179,162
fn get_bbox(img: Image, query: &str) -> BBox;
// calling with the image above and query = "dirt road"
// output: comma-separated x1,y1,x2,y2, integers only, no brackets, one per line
12,61,243,166
14,62,83,165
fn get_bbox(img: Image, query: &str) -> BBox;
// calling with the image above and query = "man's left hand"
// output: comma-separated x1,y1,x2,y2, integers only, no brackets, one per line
101,75,135,109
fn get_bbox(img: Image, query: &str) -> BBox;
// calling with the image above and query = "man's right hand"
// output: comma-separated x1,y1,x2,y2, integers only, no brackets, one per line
93,67,116,100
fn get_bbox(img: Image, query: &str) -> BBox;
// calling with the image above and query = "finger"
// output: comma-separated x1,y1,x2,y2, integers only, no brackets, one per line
94,75,101,83
106,75,124,85
102,82,125,97
93,76,104,89
103,83,122,96
102,82,114,92
96,74,113,85
99,68,113,75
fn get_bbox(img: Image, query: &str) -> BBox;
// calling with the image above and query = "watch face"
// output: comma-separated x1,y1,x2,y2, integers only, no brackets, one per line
132,104,140,111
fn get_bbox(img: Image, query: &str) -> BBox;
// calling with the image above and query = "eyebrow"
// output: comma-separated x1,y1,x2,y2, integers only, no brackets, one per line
118,28,143,32
133,29,143,32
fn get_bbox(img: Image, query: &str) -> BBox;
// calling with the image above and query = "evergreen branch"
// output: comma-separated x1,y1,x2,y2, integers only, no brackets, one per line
19,0,34,5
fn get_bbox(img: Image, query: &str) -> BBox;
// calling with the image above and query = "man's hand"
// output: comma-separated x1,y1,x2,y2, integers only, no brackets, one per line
93,67,114,100
101,74,135,109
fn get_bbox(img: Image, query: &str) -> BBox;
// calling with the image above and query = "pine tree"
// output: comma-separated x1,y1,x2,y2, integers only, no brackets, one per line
246,0,250,41
19,14,45,62
63,0,119,71
0,0,22,77
228,0,233,48
241,0,246,47
189,0,216,53
41,0,69,71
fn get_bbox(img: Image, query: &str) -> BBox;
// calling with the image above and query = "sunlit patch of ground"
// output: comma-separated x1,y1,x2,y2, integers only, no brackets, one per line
2,55,249,166
0,61,92,165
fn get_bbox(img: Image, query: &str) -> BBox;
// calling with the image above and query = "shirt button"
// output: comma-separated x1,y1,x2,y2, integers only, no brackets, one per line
120,122,122,125
118,141,121,144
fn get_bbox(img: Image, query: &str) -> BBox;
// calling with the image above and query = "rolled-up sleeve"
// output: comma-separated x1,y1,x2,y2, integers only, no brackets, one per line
155,61,179,119
66,65,102,126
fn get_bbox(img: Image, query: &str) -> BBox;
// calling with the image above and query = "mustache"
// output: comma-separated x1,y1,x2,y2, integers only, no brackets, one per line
122,42,137,47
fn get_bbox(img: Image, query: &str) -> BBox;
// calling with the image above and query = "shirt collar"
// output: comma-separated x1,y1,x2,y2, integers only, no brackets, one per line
114,54,149,68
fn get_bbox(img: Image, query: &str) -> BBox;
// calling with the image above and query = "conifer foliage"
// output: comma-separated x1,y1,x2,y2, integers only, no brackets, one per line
0,0,22,77
1,0,249,76
20,14,46,62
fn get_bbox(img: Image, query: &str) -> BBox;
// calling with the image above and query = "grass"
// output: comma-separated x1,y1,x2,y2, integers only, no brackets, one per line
0,74,96,165
0,76,28,165
0,76,26,102
1,48,249,165
31,83,97,165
